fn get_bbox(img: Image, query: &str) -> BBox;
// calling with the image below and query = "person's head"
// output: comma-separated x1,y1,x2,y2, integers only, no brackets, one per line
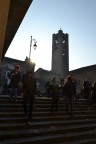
26,71,32,77
52,77,56,81
15,65,20,71
67,76,72,82
70,73,73,77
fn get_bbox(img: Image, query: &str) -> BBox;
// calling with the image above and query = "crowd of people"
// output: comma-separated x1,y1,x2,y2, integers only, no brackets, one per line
1,64,96,121
46,74,76,116
45,75,96,116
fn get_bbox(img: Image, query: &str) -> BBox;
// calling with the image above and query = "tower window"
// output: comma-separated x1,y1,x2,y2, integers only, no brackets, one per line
55,40,58,43
63,40,65,43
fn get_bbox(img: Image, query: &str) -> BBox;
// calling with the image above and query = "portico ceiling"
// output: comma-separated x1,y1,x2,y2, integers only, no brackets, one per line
0,0,33,62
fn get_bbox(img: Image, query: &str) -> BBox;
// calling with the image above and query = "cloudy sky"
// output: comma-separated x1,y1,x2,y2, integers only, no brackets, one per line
6,0,96,71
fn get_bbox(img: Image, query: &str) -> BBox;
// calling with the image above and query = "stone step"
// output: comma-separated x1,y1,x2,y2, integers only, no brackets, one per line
0,102,94,109
0,103,93,109
0,95,89,101
0,110,96,118
1,123,96,141
0,103,23,108
0,95,90,104
1,114,96,123
52,138,96,144
1,129,96,144
34,104,94,108
1,117,96,130
0,107,95,112
0,99,91,107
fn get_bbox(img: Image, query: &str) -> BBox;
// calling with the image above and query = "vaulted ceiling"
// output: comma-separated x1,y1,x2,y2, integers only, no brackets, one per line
0,0,33,62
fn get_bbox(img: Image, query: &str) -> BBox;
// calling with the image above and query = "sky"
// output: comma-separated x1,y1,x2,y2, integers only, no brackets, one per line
6,0,96,71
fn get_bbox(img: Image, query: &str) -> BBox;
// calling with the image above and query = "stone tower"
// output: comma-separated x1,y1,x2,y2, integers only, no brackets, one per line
51,29,69,76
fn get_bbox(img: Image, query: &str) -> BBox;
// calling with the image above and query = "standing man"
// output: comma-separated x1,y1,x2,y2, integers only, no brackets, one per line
83,79,90,99
9,65,21,100
63,76,76,116
46,77,52,98
21,71,36,121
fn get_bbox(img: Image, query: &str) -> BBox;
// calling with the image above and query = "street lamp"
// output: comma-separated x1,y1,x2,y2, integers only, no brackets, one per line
29,36,37,60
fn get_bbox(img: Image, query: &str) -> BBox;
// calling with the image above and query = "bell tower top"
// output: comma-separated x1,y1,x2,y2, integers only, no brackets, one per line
58,28,63,34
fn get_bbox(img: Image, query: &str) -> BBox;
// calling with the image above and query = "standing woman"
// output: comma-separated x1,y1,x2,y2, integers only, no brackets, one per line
9,65,21,100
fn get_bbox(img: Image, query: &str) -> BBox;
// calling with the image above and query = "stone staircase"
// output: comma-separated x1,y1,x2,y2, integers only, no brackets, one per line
0,95,96,144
